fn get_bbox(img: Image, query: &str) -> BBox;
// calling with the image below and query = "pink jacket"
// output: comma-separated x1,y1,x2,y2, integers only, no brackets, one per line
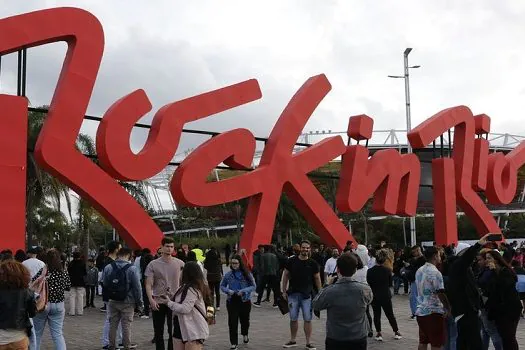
167,287,209,342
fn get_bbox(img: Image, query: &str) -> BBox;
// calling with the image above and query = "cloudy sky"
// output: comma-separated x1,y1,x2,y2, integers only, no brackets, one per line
2,0,525,210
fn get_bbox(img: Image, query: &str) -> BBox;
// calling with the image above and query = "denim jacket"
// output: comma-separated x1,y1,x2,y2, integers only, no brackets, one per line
102,259,143,306
220,270,256,303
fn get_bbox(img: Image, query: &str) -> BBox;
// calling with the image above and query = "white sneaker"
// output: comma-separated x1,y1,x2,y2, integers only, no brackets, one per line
140,315,149,319
216,307,220,311
394,333,402,340
230,345,237,350
375,334,383,342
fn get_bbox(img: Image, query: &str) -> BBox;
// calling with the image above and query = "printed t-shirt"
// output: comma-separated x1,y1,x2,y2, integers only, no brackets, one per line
415,262,445,316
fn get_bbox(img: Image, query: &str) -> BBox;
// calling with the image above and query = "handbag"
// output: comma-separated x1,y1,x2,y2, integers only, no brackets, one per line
29,266,48,313
195,304,216,325
276,294,289,315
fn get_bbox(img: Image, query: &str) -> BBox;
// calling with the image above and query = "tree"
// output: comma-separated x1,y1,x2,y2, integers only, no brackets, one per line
27,107,149,253
26,108,72,247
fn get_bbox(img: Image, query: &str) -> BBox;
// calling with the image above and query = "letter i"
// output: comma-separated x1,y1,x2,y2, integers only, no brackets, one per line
472,114,490,191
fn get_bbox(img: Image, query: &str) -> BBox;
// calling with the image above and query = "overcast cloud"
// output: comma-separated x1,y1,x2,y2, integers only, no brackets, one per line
2,0,525,210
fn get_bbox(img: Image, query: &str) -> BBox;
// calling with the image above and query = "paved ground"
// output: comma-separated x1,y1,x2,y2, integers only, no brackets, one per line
40,291,525,350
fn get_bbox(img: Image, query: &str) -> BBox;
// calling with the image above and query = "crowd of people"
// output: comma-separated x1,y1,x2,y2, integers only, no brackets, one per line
1,234,524,349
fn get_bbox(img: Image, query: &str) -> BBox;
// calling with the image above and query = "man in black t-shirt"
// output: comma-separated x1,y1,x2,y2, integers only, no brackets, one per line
281,240,322,350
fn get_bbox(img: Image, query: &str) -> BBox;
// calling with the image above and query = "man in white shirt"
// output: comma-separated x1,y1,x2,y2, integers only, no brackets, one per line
324,248,339,284
23,247,45,279
22,247,45,350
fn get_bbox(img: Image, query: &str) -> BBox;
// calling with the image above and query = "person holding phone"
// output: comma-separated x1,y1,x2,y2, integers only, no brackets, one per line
446,233,494,350
482,248,522,350
157,262,210,350
220,255,256,350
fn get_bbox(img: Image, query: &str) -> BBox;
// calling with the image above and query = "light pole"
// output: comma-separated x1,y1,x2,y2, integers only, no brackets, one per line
388,47,420,247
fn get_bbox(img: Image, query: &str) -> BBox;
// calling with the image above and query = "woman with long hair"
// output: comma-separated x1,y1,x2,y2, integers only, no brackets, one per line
32,249,70,350
158,261,210,350
220,255,256,350
366,249,402,342
187,251,206,275
482,249,522,350
204,247,223,311
0,260,36,349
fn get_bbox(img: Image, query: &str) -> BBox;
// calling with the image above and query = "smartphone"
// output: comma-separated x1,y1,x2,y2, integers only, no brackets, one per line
487,234,503,242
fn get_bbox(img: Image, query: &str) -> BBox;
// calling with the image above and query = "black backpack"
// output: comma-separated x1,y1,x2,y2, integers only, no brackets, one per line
106,262,131,301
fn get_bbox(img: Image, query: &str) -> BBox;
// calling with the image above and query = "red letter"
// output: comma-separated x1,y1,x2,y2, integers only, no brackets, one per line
0,9,159,251
172,75,353,264
336,115,421,216
408,106,500,244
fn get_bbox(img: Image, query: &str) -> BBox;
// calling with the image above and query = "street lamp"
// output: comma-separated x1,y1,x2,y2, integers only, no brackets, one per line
388,47,420,247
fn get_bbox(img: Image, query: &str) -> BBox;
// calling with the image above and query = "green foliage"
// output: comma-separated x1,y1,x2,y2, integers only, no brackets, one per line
26,107,148,253
26,108,73,246
167,234,240,251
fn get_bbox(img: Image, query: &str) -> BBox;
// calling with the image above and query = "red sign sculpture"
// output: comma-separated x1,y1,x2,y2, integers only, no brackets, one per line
408,108,525,245
1,8,525,262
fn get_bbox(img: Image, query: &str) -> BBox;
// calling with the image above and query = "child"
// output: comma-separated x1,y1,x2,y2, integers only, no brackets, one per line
85,258,98,308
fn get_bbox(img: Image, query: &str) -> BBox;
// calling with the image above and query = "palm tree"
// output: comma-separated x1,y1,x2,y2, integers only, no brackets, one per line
27,107,150,251
27,108,72,247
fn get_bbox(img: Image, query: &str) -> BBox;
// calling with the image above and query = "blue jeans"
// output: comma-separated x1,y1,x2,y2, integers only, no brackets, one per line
288,293,313,322
393,276,403,294
33,302,66,350
443,315,457,350
409,282,418,316
480,309,502,350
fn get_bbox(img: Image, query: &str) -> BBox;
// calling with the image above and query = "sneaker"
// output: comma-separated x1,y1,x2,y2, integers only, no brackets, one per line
305,344,316,350
375,334,383,342
253,302,261,308
100,306,107,312
273,303,279,308
140,315,150,319
410,315,416,320
283,341,297,348
216,306,220,311
394,332,403,340
230,345,238,350
368,332,373,338
118,343,137,349
243,335,249,343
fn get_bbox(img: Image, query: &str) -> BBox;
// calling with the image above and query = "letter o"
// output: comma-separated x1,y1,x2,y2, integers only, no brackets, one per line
486,153,517,205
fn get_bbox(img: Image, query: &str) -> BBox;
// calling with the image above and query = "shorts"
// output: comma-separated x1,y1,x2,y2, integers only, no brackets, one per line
288,293,312,322
416,313,446,347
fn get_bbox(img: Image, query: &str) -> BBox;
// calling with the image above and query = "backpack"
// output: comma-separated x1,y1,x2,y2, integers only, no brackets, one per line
106,262,131,301
29,266,48,313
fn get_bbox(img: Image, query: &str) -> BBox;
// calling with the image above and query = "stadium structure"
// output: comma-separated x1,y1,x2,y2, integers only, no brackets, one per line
144,128,525,237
